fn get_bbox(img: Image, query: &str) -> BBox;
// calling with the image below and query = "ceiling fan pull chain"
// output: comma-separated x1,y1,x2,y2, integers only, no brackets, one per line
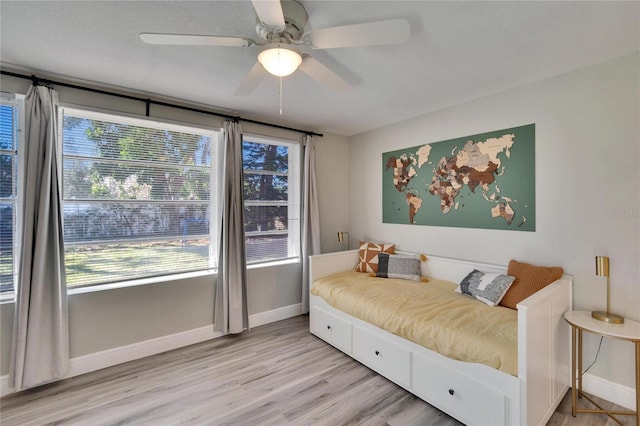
279,75,283,115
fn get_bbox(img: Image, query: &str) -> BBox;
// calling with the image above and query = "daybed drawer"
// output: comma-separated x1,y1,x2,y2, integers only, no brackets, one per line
412,352,506,426
310,307,352,354
353,326,410,388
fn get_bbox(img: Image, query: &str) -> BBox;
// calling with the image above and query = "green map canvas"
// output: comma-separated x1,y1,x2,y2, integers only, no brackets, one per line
382,124,535,231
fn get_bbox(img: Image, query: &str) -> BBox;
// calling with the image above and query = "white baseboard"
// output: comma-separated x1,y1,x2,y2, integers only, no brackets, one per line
68,327,225,379
1,303,302,397
582,372,636,411
249,303,302,328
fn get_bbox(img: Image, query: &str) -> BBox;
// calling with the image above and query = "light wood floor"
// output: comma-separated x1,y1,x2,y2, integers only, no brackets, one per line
0,315,634,425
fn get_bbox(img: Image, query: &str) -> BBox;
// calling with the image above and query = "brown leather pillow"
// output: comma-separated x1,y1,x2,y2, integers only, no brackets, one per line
499,260,564,309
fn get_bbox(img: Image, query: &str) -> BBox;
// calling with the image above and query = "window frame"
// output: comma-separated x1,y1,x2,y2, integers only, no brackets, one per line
59,105,223,290
242,133,301,267
0,93,25,299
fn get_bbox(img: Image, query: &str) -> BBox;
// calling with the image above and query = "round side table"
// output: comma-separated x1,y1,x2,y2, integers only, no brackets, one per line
564,310,640,426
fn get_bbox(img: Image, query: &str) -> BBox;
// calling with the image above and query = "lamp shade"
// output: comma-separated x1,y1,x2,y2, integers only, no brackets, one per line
258,46,302,77
337,231,349,242
595,256,610,277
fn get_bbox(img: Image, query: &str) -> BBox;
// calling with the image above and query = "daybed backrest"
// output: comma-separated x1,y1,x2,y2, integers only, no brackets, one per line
395,251,507,283
308,249,508,284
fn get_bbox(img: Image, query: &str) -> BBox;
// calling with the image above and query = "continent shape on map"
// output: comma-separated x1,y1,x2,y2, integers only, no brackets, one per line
385,153,424,223
385,154,417,192
427,134,515,221
406,191,423,224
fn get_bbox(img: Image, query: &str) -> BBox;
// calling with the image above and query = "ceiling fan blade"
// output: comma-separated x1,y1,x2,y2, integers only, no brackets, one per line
310,19,410,49
235,61,267,96
298,56,351,94
251,0,286,30
139,33,255,47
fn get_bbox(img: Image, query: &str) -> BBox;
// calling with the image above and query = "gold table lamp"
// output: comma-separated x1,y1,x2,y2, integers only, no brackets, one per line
592,256,624,324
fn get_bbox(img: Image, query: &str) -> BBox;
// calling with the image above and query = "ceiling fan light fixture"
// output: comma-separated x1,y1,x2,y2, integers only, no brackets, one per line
258,46,302,77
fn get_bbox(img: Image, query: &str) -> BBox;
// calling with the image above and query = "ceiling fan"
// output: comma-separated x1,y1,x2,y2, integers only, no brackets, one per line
139,0,410,95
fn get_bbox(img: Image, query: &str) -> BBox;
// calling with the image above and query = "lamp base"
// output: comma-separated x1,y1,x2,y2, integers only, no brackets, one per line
591,310,625,324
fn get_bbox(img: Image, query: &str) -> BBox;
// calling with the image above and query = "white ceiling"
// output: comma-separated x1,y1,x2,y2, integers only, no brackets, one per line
1,1,638,136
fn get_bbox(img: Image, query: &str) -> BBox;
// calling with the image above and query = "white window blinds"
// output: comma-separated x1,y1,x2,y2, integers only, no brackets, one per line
61,108,221,287
0,98,21,294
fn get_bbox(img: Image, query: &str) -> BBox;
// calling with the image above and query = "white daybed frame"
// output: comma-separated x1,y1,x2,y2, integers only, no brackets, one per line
309,250,572,426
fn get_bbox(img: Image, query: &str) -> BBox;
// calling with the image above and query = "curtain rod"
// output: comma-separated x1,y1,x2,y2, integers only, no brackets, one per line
1,70,323,138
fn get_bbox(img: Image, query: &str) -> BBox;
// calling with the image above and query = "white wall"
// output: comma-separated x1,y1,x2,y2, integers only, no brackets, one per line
315,132,351,253
349,53,640,390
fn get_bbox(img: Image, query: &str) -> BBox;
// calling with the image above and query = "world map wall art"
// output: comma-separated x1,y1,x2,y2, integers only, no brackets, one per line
382,124,535,231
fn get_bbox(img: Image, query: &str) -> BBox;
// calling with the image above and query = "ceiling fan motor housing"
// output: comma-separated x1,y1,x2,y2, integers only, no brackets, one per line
256,0,308,43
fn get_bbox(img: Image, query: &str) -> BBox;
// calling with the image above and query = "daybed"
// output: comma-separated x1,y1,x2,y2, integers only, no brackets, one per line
309,249,572,426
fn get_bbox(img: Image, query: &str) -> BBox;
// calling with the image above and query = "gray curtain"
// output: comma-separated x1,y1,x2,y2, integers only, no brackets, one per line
301,135,321,313
215,120,249,334
9,85,69,390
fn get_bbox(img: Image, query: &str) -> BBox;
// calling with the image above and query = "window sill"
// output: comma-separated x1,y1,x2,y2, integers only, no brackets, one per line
247,257,300,270
0,259,300,303
67,269,217,296
0,270,218,303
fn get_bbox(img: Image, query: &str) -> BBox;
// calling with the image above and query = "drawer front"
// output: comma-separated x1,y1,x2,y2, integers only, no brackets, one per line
353,326,410,387
310,307,352,354
412,352,506,426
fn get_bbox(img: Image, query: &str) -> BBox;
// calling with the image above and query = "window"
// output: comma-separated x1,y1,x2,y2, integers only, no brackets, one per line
0,96,22,294
242,135,300,265
60,108,221,287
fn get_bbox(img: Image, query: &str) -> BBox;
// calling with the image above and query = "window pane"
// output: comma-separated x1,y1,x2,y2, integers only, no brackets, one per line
63,202,209,242
243,173,288,201
244,204,288,233
246,234,289,263
0,105,15,150
61,108,219,287
0,154,13,198
63,117,212,167
64,159,210,201
242,136,299,265
242,141,288,172
0,101,18,294
0,203,13,292
65,240,211,287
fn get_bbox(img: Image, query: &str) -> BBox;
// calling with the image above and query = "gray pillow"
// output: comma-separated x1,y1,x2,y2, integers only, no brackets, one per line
456,269,515,306
375,253,426,282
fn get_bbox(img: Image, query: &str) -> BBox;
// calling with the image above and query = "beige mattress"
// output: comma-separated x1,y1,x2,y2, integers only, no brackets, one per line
311,271,518,376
